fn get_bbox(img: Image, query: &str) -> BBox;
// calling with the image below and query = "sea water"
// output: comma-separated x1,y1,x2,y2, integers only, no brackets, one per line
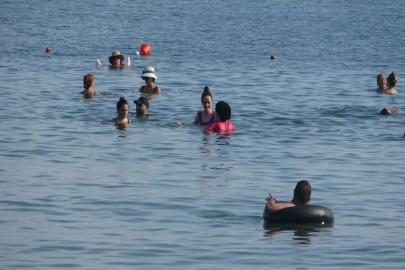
1,0,405,269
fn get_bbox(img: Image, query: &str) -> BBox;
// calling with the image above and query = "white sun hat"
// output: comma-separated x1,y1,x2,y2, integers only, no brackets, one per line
140,67,158,79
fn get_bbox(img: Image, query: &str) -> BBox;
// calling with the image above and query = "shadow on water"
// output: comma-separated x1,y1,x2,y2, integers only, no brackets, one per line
263,223,334,244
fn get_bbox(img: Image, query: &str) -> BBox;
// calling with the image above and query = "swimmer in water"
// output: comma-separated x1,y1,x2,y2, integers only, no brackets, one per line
176,86,216,126
265,180,312,214
109,51,128,67
385,71,398,95
80,74,100,97
134,97,149,118
193,86,216,126
139,67,161,94
204,101,235,134
376,73,387,94
380,107,403,115
112,97,132,123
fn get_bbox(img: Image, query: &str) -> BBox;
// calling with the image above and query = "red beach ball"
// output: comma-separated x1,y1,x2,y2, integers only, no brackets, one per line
140,43,151,55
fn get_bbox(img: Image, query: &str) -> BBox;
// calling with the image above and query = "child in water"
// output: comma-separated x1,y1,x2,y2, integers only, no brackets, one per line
204,101,235,134
112,97,132,123
80,74,100,97
193,86,216,126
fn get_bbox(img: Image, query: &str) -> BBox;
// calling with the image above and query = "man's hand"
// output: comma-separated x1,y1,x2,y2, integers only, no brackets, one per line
265,193,277,203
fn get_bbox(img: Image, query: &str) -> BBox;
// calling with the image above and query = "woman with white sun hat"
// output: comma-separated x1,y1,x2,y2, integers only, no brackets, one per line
138,67,161,94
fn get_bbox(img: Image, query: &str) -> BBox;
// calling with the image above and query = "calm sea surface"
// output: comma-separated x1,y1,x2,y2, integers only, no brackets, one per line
1,0,405,269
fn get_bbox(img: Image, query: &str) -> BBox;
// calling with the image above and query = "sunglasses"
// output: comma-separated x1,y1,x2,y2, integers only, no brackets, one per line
142,77,149,81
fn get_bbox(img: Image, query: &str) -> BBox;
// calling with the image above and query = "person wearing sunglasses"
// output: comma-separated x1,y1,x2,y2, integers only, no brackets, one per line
134,97,149,118
108,51,128,67
138,67,161,94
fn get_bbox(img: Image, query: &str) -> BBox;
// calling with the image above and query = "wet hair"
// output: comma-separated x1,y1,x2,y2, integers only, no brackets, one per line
116,97,128,111
387,71,397,87
83,74,94,89
201,86,213,102
294,180,311,204
215,101,231,121
380,108,391,115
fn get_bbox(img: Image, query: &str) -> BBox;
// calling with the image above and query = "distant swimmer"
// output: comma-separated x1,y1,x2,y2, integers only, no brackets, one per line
376,73,387,94
193,86,216,126
109,51,128,67
265,180,312,214
134,97,149,118
385,71,398,95
204,101,235,135
176,86,216,126
139,67,161,94
380,107,403,115
112,97,132,124
80,74,100,97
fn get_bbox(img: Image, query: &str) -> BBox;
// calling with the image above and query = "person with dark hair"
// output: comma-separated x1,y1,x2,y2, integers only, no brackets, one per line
80,74,100,97
204,101,235,134
138,67,161,94
192,86,215,125
176,86,215,126
265,180,312,214
112,97,132,123
385,71,398,95
380,107,403,115
376,73,387,94
134,97,149,117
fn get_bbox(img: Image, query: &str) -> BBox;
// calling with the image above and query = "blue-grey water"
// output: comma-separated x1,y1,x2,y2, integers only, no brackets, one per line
1,0,405,269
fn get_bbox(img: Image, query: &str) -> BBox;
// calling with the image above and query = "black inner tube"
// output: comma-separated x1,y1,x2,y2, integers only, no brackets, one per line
263,204,334,224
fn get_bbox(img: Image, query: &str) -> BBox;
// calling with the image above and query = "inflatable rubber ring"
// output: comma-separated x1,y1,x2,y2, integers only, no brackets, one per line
263,204,334,224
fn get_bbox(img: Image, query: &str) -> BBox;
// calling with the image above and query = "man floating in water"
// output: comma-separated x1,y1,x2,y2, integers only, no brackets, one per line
265,180,312,214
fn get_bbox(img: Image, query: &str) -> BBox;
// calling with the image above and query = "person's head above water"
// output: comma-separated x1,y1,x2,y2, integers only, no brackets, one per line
109,51,125,66
201,86,213,110
116,97,129,119
215,101,231,121
134,97,149,116
387,71,397,87
377,73,386,89
380,108,392,115
292,180,311,205
83,74,94,90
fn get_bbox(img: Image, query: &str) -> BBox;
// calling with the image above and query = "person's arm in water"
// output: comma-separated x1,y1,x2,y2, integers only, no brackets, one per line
192,113,199,125
265,193,295,214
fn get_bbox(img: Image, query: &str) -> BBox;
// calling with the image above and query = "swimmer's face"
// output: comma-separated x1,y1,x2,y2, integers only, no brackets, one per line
136,103,148,116
143,77,152,84
202,96,212,110
377,75,386,88
118,104,129,118
111,57,121,66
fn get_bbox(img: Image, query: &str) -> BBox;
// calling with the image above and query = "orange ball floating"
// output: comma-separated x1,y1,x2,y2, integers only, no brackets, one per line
46,47,51,53
270,54,276,60
140,43,151,55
